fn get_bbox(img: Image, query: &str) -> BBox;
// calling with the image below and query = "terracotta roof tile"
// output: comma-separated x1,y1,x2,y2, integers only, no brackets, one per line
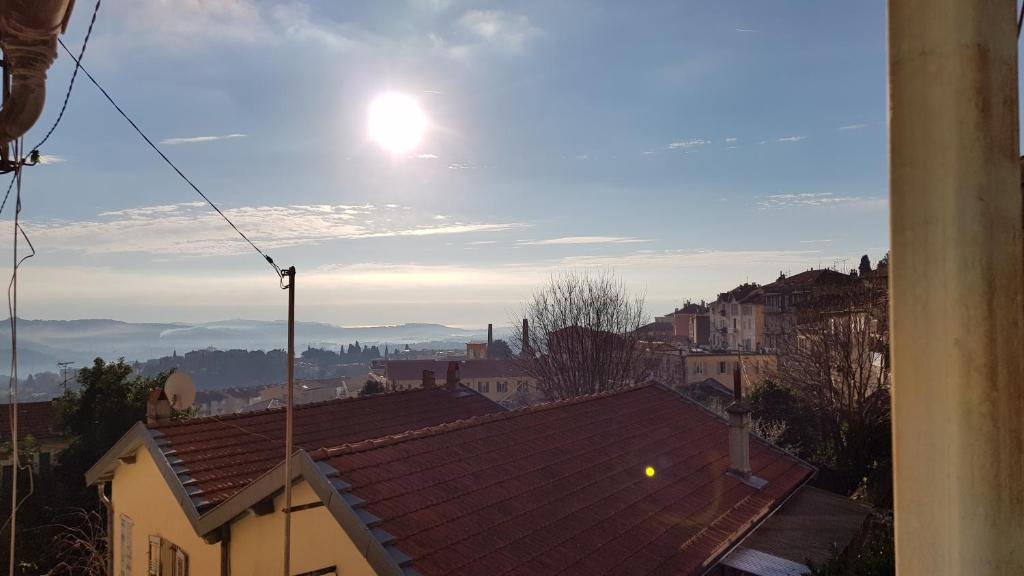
150,386,504,508
0,400,62,442
317,385,814,576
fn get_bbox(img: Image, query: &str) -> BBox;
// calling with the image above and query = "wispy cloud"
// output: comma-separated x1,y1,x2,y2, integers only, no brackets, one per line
412,153,439,159
22,203,526,257
574,154,590,160
758,193,886,210
669,139,710,150
160,133,247,145
725,137,738,143
838,124,867,131
735,28,758,32
521,236,650,246
799,239,834,244
775,135,806,143
447,162,471,170
457,10,540,52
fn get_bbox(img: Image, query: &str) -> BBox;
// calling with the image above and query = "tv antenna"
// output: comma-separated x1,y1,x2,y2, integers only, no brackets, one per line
164,372,196,411
57,361,74,392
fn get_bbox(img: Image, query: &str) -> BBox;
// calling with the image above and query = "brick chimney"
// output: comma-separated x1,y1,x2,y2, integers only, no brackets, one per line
146,389,172,426
726,361,751,478
422,369,436,388
445,361,460,391
487,323,493,357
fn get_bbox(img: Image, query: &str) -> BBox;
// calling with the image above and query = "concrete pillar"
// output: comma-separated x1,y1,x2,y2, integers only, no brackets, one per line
889,0,1024,573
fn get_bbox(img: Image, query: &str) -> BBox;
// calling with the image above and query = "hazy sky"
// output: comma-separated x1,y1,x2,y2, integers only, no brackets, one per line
10,0,888,328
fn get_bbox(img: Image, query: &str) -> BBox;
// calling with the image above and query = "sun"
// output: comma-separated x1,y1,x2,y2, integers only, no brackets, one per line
367,92,428,154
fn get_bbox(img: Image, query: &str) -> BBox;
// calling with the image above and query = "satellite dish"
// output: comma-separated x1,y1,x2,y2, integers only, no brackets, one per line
165,372,196,411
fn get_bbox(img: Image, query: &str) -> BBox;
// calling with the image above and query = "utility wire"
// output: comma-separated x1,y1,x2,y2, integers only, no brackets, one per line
32,0,103,152
56,39,284,280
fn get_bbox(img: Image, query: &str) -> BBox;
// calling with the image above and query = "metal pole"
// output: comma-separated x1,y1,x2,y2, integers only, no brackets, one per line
889,0,1024,573
282,266,295,576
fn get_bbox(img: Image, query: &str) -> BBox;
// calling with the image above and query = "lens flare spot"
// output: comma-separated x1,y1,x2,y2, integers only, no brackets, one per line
645,466,656,478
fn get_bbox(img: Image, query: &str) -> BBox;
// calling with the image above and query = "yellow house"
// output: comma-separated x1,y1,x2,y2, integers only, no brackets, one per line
91,384,818,576
383,359,538,405
86,386,503,576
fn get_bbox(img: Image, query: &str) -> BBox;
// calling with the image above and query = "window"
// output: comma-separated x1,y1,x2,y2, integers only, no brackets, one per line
479,382,490,393
517,382,526,391
695,362,705,375
742,305,752,315
732,318,737,330
744,338,752,351
148,536,188,576
719,361,728,374
148,536,160,576
120,514,134,576
497,381,508,393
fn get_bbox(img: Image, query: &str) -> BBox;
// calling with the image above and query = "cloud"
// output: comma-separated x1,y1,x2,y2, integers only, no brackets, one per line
103,0,360,52
799,239,834,244
456,10,539,51
447,162,471,170
725,137,738,143
574,154,589,160
521,236,650,246
160,134,247,145
839,124,867,131
21,203,526,257
412,153,438,159
775,136,806,143
669,139,710,149
735,28,758,32
758,193,887,210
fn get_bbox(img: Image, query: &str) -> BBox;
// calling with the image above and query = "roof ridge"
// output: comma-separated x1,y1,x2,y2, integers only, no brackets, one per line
150,385,459,430
311,384,658,459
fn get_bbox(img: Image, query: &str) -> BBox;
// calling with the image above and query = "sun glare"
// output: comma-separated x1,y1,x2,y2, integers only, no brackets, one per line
368,92,428,154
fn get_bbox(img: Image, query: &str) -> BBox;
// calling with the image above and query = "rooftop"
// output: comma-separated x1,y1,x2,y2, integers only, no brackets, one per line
0,399,63,443
313,384,814,576
385,359,528,381
149,386,504,509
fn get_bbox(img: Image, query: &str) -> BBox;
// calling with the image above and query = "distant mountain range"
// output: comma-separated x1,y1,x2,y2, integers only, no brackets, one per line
0,318,509,374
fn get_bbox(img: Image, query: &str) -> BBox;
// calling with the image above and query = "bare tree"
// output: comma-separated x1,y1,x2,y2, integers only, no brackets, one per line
776,289,890,488
44,509,108,576
510,271,649,401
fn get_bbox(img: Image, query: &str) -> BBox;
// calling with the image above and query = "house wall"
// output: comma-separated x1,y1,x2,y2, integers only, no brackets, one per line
111,446,221,576
682,354,777,392
229,480,378,576
388,376,537,404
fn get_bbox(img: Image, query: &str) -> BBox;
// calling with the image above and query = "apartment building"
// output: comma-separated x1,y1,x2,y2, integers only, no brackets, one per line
709,283,765,352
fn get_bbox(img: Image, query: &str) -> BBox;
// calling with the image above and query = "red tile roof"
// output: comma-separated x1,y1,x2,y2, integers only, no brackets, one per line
314,384,814,576
763,269,855,291
150,386,504,509
0,400,62,443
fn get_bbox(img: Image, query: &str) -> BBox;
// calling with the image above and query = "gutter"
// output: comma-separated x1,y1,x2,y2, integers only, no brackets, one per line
699,471,816,576
97,481,113,576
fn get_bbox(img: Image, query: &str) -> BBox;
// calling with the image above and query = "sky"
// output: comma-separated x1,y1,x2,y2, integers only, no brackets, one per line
8,0,889,328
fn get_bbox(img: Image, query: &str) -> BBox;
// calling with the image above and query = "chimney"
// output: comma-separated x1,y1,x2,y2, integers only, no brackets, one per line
422,370,436,388
445,361,460,391
146,389,172,426
726,361,751,477
487,323,493,357
521,318,531,356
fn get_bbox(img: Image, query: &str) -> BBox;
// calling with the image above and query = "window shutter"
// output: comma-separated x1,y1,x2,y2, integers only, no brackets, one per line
147,536,161,576
120,515,134,576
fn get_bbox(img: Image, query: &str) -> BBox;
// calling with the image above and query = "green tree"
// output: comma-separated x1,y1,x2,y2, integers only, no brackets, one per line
859,254,872,277
488,339,514,359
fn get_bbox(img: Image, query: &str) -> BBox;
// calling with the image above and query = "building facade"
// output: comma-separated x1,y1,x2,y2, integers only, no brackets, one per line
709,283,765,352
